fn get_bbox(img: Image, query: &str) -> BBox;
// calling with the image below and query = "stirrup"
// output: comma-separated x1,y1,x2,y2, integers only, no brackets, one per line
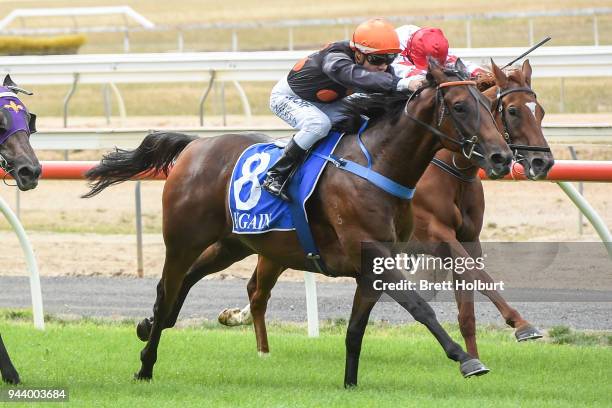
263,176,291,202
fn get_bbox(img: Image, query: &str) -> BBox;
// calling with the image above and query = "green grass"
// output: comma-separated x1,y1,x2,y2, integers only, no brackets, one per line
548,325,612,346
1,314,611,407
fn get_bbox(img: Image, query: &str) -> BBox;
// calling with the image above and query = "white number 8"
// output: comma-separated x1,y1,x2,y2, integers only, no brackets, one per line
234,152,271,210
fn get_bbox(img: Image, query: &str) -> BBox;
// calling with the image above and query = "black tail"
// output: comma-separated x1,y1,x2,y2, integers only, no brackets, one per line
82,132,198,198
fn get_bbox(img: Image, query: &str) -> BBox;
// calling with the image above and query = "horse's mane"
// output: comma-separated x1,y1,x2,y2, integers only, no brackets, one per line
337,68,468,134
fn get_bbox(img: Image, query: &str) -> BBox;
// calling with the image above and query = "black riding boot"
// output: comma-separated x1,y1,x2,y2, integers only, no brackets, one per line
262,139,307,202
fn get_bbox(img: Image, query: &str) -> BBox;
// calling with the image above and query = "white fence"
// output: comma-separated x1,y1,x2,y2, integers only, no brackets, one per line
0,6,155,31
1,7,610,51
1,46,611,126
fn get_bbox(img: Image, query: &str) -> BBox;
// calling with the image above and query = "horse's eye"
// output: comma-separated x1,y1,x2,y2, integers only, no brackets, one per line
453,103,466,113
508,106,519,116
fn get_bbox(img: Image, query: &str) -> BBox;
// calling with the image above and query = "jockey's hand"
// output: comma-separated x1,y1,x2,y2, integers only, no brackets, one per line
396,76,426,93
475,70,495,92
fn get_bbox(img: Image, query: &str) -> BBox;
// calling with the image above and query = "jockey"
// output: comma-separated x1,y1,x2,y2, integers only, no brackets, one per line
392,25,488,90
263,18,416,202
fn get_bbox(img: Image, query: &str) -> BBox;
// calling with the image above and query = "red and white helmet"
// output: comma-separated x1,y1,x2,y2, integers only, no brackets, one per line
406,27,449,69
350,18,401,55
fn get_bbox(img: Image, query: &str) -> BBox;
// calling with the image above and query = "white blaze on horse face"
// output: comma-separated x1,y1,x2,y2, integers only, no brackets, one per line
525,102,537,117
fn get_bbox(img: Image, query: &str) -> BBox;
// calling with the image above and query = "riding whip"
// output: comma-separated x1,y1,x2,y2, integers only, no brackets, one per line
501,36,551,69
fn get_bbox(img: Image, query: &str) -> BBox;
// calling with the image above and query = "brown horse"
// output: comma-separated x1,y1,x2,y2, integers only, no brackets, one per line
0,75,41,384
410,59,554,358
84,59,513,384
219,59,554,359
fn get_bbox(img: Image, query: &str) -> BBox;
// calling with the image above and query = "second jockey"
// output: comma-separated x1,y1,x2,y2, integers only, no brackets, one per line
392,25,488,90
263,18,416,202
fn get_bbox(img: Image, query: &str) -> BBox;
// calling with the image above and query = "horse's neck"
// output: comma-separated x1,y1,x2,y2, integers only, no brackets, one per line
366,105,442,188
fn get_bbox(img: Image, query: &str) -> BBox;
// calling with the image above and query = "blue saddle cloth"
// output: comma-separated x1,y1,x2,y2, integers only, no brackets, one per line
229,131,343,234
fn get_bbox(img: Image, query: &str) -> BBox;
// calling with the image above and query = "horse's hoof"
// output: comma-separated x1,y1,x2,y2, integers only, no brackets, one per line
218,308,244,326
515,324,543,342
134,371,152,381
136,318,153,342
460,358,490,378
258,351,270,358
2,371,20,385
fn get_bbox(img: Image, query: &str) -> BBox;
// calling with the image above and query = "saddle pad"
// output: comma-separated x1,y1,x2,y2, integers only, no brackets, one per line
228,131,343,234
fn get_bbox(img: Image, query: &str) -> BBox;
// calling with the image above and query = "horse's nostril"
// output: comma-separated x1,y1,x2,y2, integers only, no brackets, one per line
17,165,38,180
531,158,545,170
490,152,510,166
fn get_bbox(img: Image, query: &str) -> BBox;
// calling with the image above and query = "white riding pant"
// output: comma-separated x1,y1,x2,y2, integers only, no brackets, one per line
269,77,347,150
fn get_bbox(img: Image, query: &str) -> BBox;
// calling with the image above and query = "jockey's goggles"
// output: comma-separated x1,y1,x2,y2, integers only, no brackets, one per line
365,53,397,66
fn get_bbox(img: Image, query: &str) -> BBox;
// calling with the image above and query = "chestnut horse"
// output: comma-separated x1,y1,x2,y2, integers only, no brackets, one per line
410,60,554,358
0,75,42,384
219,60,554,359
84,59,513,384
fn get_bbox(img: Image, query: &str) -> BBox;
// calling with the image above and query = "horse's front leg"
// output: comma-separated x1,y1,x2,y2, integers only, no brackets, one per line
464,241,542,342
0,334,19,384
344,281,381,388
420,227,481,358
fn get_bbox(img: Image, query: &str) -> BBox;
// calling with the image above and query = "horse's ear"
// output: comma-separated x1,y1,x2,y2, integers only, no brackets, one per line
522,59,532,87
454,58,467,76
490,58,508,88
3,75,17,88
2,75,32,95
427,56,446,84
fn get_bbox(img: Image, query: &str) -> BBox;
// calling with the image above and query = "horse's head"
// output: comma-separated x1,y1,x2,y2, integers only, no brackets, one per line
424,57,512,179
483,59,554,180
0,75,41,191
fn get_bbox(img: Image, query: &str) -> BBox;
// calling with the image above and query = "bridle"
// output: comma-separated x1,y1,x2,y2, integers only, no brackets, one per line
403,75,495,161
0,152,17,187
427,81,552,182
0,88,37,187
493,86,551,156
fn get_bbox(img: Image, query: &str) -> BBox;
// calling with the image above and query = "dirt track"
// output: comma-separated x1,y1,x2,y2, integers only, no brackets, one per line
0,176,610,282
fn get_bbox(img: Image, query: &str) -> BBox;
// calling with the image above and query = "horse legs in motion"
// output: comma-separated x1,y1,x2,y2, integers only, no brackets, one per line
249,257,285,355
246,239,487,386
137,239,252,341
0,334,20,384
86,60,513,383
453,240,541,351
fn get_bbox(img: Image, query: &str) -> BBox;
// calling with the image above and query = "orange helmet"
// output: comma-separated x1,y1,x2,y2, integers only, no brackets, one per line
350,18,401,55
407,27,449,69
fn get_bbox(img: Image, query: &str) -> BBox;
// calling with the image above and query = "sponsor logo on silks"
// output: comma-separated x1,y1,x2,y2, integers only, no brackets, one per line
3,100,23,113
232,212,272,231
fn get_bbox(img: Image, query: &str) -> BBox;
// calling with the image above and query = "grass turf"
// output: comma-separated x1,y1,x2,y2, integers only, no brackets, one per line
1,317,611,407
